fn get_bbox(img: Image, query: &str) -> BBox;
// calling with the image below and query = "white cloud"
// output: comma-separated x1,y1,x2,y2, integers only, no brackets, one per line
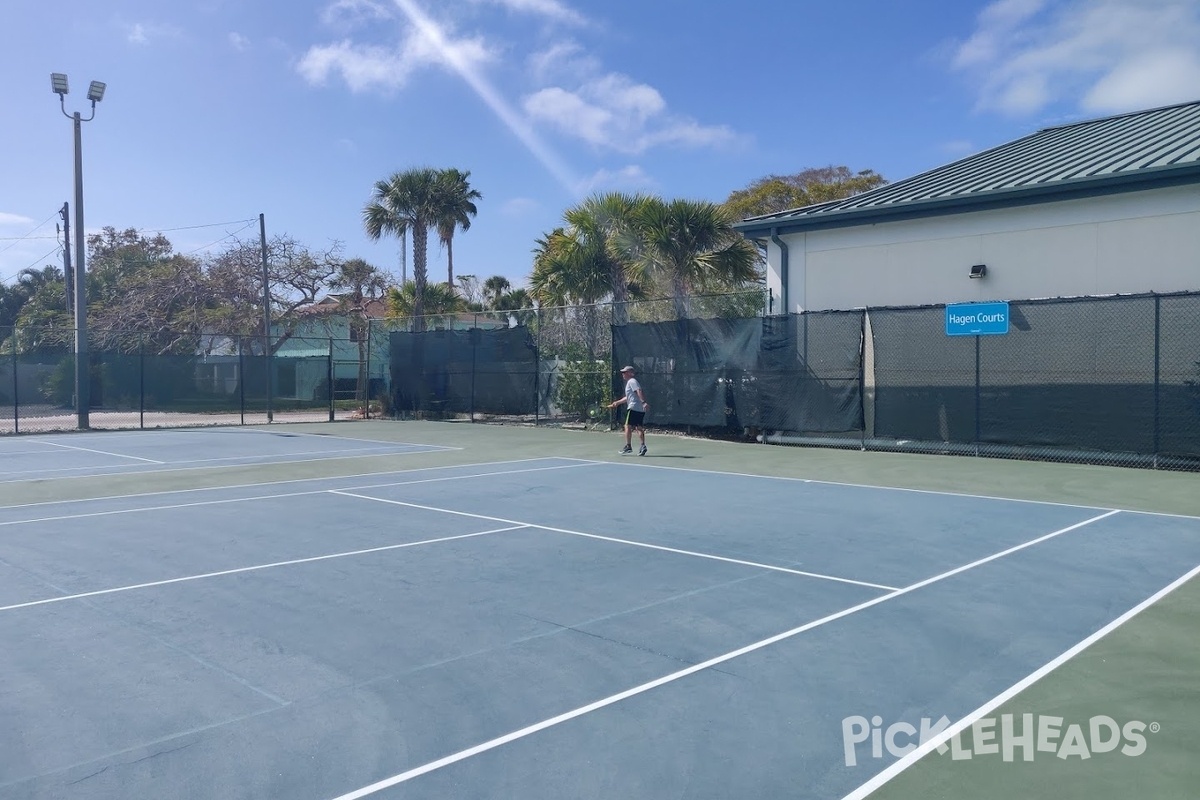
953,0,1200,115
321,0,396,28
524,73,738,155
527,41,598,83
575,165,656,195
124,21,183,46
1083,48,1200,111
470,0,587,26
0,212,35,228
500,197,540,216
297,27,494,92
228,32,250,51
939,139,978,157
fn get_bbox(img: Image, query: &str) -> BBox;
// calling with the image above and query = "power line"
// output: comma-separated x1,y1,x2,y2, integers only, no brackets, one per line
0,210,61,255
137,218,258,235
183,220,259,255
0,243,64,285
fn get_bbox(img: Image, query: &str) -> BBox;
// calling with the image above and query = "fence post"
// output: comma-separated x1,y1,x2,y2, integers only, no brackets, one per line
534,307,541,427
11,332,18,434
364,320,372,420
1153,294,1161,468
470,314,477,422
238,337,245,426
859,310,867,451
138,333,145,430
328,337,335,423
974,334,982,457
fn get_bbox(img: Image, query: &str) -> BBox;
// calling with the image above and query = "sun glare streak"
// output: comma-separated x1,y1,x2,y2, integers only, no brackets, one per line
390,0,580,196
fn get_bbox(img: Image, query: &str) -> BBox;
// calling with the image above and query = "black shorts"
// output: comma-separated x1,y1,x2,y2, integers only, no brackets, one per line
625,409,646,427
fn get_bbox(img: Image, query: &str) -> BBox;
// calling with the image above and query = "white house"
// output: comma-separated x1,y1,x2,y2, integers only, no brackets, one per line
735,100,1200,313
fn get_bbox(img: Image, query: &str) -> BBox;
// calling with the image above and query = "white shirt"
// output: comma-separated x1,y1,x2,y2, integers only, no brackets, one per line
624,377,645,412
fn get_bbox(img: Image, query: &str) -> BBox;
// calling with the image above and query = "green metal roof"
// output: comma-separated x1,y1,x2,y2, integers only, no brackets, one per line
736,100,1200,237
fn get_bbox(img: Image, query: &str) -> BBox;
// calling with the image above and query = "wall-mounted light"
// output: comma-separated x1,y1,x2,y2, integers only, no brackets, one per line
969,264,987,279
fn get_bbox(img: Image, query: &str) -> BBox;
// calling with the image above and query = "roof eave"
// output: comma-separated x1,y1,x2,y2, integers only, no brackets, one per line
735,163,1200,238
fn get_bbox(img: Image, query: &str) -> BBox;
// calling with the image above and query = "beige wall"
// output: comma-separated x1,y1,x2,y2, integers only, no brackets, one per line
766,184,1200,312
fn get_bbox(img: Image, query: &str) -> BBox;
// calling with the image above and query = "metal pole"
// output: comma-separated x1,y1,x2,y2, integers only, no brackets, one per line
137,333,144,429
61,202,73,313
73,112,89,429
364,320,372,420
138,333,145,429
328,337,335,422
238,337,246,426
259,213,272,423
534,307,540,427
974,334,982,456
11,333,18,434
470,314,477,422
1153,294,1161,467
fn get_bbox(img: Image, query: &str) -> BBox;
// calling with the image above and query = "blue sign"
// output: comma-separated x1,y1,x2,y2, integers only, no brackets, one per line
945,302,1010,336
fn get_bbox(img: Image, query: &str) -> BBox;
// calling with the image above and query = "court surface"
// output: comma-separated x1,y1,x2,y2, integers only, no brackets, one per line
0,427,451,483
2,424,1198,800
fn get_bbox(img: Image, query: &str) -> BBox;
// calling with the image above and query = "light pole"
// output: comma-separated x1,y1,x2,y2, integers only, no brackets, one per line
51,72,105,430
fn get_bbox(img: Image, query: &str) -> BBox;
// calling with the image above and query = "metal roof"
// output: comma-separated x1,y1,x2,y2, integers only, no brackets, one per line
736,100,1200,236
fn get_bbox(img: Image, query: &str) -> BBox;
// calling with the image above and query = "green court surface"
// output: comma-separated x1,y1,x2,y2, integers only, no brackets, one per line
2,420,1197,799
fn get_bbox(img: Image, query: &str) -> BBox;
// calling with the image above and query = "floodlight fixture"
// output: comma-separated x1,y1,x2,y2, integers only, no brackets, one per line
49,71,108,429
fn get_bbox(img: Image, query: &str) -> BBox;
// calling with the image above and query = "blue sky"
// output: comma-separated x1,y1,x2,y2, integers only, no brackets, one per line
3,0,1200,294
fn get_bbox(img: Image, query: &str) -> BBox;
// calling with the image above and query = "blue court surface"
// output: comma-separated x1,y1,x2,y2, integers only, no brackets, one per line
1,456,1198,799
0,427,451,483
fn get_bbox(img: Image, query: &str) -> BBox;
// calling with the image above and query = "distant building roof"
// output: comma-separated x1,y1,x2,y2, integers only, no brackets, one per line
736,100,1200,237
298,296,390,318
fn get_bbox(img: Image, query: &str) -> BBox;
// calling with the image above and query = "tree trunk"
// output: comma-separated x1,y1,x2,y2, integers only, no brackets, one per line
446,237,454,289
355,319,368,405
413,224,428,333
610,263,629,327
671,273,690,320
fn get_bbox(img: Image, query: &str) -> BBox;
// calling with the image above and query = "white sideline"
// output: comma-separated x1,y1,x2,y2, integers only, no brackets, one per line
324,510,1121,799
840,560,1200,799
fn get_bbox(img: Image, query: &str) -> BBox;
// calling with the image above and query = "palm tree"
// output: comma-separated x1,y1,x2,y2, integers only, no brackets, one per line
530,227,614,355
631,198,759,319
561,192,649,326
434,168,481,289
494,287,536,327
329,258,389,405
364,168,444,330
386,280,465,329
481,275,511,309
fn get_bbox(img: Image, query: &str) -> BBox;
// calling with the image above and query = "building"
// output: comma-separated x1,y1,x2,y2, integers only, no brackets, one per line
735,100,1200,314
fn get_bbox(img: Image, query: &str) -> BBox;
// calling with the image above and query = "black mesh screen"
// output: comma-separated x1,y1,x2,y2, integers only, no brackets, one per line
1158,293,1200,459
870,306,977,442
979,296,1156,453
390,326,537,416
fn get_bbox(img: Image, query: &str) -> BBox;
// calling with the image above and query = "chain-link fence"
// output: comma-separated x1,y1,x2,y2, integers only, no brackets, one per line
366,290,770,428
861,293,1200,468
610,291,1200,470
1,327,344,434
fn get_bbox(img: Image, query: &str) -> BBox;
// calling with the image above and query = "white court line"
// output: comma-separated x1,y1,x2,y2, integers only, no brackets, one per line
331,491,900,592
0,444,447,478
574,458,1200,521
840,558,1200,799
0,456,573,511
0,461,601,529
231,428,439,448
0,444,461,485
0,525,527,613
31,439,164,464
326,509,1121,799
